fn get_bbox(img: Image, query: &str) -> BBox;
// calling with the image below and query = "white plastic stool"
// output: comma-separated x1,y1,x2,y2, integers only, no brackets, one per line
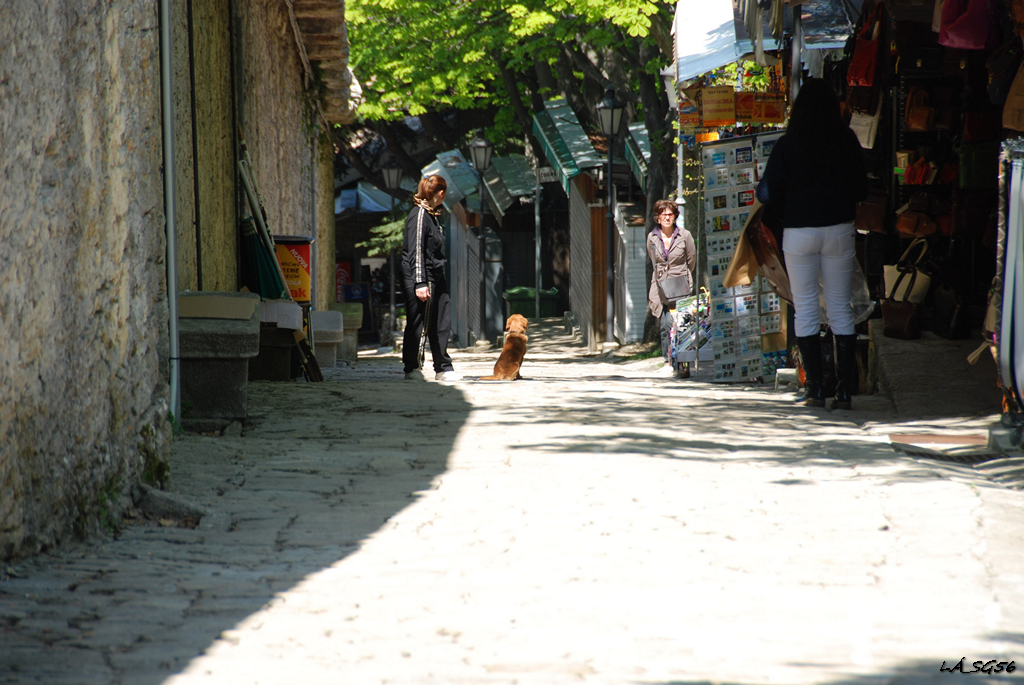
775,367,798,392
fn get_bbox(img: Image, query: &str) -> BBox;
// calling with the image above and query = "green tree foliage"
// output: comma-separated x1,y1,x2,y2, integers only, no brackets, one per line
355,218,404,256
347,0,675,147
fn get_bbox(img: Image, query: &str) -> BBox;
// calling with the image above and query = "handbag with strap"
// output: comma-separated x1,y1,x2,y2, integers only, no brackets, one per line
848,4,883,87
905,86,935,131
883,238,933,304
882,239,928,339
657,273,693,304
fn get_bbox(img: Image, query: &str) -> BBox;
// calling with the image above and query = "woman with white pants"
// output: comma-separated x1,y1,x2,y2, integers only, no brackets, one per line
756,78,868,409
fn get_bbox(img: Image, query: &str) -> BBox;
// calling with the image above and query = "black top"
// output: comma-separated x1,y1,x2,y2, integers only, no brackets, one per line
401,206,446,293
756,127,869,228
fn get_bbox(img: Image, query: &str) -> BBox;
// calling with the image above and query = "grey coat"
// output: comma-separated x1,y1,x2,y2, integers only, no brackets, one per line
647,227,697,319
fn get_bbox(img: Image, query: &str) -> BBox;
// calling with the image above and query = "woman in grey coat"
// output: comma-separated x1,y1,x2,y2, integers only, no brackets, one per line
647,199,697,378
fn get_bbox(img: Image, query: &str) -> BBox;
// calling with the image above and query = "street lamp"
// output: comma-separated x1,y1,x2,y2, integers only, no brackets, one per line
596,87,625,344
382,159,403,347
468,129,493,343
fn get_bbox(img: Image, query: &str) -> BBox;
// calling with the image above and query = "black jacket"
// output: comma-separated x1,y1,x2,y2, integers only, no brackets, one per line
401,205,446,293
756,127,868,228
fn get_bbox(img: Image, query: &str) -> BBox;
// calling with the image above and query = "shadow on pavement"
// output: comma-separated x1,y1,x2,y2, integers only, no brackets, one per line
0,380,472,684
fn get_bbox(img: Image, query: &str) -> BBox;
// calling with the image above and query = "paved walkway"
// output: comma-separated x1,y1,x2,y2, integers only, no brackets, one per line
2,319,1022,684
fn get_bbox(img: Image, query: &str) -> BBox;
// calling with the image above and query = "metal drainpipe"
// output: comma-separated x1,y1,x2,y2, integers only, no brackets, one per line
159,0,181,420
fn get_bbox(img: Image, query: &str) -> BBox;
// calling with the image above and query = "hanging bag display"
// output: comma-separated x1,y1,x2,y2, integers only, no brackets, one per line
848,4,883,87
939,0,996,50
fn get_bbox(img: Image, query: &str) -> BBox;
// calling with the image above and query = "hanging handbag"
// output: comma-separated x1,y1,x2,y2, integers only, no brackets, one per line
850,99,882,148
939,0,996,50
883,238,933,303
848,5,883,87
986,37,1023,105
1003,62,1024,130
905,87,936,131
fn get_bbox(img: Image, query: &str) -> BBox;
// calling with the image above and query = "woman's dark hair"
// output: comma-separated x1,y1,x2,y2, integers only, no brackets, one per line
787,78,845,137
653,199,678,218
414,175,448,203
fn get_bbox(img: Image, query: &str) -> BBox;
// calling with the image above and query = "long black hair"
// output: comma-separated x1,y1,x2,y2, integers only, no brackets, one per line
786,78,846,138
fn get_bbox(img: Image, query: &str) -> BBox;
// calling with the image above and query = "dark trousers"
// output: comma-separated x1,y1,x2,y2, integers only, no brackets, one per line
659,310,673,364
402,278,454,374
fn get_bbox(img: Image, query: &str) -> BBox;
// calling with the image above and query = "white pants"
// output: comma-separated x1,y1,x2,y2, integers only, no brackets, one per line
783,223,856,338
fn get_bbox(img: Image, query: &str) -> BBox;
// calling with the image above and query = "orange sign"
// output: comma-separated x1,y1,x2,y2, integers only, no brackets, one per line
276,242,312,302
735,92,787,124
702,87,736,127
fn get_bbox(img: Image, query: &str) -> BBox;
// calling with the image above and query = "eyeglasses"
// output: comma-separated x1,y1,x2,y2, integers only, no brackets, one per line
659,211,675,217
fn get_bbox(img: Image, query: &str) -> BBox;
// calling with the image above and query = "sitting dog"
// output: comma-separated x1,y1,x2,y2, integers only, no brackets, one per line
480,314,528,381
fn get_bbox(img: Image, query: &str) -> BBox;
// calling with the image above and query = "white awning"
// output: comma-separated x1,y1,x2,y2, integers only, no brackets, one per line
674,0,750,83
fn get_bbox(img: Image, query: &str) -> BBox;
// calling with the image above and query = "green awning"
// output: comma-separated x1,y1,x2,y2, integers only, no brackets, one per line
422,150,481,212
624,122,650,194
483,154,536,219
531,98,602,195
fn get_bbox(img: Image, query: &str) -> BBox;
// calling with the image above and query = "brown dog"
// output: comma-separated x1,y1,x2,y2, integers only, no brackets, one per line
480,314,528,380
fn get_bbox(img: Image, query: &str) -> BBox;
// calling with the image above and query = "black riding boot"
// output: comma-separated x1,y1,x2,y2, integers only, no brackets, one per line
796,335,826,408
831,334,858,410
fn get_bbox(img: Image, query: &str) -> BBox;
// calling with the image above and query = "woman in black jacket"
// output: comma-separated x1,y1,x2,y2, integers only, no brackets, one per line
400,175,461,381
756,78,868,409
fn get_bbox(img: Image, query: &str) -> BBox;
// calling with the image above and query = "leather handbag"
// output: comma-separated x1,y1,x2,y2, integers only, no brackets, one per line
848,5,883,87
881,240,929,339
905,87,935,131
881,298,922,339
883,238,933,304
855,187,888,234
657,273,693,304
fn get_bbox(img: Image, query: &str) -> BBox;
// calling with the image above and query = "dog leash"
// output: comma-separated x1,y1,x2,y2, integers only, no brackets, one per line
417,283,433,370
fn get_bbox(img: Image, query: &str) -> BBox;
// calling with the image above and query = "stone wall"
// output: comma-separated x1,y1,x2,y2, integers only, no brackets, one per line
172,0,336,309
0,0,173,559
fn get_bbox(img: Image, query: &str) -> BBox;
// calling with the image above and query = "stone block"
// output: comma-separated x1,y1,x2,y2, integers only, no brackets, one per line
178,292,261,430
310,310,344,369
249,325,301,382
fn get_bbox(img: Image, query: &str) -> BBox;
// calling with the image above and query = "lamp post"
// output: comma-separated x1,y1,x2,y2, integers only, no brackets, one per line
382,160,403,346
469,129,493,343
596,87,625,344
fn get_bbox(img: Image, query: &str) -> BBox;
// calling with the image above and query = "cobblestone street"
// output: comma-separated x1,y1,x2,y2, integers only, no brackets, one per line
2,320,1022,684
